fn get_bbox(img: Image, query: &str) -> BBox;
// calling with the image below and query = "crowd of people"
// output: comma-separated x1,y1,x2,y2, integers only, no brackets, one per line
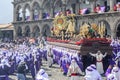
0,37,120,80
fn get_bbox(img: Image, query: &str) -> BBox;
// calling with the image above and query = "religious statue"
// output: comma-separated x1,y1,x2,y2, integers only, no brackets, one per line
78,22,106,38
88,26,95,38
66,18,75,37
79,23,90,38
98,22,106,38
52,13,67,39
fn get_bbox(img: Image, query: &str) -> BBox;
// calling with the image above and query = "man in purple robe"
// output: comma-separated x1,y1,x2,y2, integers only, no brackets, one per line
115,51,120,68
71,52,83,72
29,55,36,80
0,59,11,80
35,53,41,71
60,54,70,75
110,39,118,54
105,65,113,77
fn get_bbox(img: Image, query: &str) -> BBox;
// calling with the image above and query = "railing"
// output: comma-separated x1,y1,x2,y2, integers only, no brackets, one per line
13,11,120,23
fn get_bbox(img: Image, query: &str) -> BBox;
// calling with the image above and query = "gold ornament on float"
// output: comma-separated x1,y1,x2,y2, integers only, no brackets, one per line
54,15,67,30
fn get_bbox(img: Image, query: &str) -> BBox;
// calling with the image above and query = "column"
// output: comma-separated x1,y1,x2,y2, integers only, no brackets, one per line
30,9,34,21
13,5,16,22
22,10,26,21
109,0,115,11
75,3,80,15
90,1,96,13
13,27,17,40
50,7,54,18
15,10,19,21
22,27,25,37
22,32,25,37
62,4,66,16
30,32,34,38
111,26,116,39
39,9,43,20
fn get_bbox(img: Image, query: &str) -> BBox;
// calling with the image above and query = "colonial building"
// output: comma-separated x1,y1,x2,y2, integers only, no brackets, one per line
12,0,120,39
0,23,14,40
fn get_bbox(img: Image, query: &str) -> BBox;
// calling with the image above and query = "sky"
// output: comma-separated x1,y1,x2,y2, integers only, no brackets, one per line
0,0,13,24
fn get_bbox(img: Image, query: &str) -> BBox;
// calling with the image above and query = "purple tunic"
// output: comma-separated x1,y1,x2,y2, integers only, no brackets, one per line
0,65,10,80
60,58,70,74
71,55,83,72
35,54,41,72
105,68,112,77
29,60,36,79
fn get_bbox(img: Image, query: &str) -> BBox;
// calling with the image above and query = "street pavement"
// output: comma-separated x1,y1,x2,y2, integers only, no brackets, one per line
9,61,106,80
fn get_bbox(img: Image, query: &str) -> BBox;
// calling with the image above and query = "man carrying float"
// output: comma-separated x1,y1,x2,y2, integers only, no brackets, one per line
67,59,83,80
89,50,107,74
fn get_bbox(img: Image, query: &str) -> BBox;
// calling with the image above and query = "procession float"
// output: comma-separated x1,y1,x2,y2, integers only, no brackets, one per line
47,13,112,55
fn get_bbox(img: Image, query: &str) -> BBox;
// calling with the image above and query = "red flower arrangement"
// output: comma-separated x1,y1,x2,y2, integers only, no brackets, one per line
75,38,111,45
47,37,70,43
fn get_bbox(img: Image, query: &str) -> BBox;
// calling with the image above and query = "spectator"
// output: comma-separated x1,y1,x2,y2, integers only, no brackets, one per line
94,4,101,13
114,5,117,11
17,61,28,80
0,59,11,80
116,3,120,11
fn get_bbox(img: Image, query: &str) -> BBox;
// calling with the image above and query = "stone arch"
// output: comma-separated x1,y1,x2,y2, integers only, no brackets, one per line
42,24,51,37
16,5,23,21
67,0,78,14
98,20,111,37
43,1,50,11
42,0,49,8
42,0,51,19
31,0,42,8
114,18,120,38
33,26,40,38
116,24,120,38
54,0,62,13
17,26,22,37
31,2,41,20
16,5,22,11
23,3,31,21
24,26,30,37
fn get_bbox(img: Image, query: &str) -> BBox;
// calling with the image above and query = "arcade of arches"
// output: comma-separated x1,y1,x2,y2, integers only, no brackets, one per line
12,0,120,39
117,24,120,38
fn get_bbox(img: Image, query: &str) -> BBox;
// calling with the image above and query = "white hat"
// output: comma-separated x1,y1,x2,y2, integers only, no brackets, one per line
107,74,116,80
1,59,6,64
112,66,119,73
36,69,49,80
86,66,93,72
90,64,96,70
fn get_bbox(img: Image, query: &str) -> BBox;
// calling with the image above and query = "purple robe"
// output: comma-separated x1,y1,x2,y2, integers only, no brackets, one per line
60,58,70,75
42,50,47,61
117,44,120,52
29,59,36,79
35,54,41,71
52,49,63,64
0,65,10,80
105,68,112,77
9,61,15,74
118,58,120,68
72,56,83,72
109,56,116,66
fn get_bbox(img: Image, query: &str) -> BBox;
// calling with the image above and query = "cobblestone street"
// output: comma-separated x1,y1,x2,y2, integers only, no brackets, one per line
9,61,69,80
9,60,106,80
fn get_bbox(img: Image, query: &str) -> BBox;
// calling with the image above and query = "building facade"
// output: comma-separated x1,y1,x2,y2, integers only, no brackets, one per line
0,23,14,41
12,0,120,39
